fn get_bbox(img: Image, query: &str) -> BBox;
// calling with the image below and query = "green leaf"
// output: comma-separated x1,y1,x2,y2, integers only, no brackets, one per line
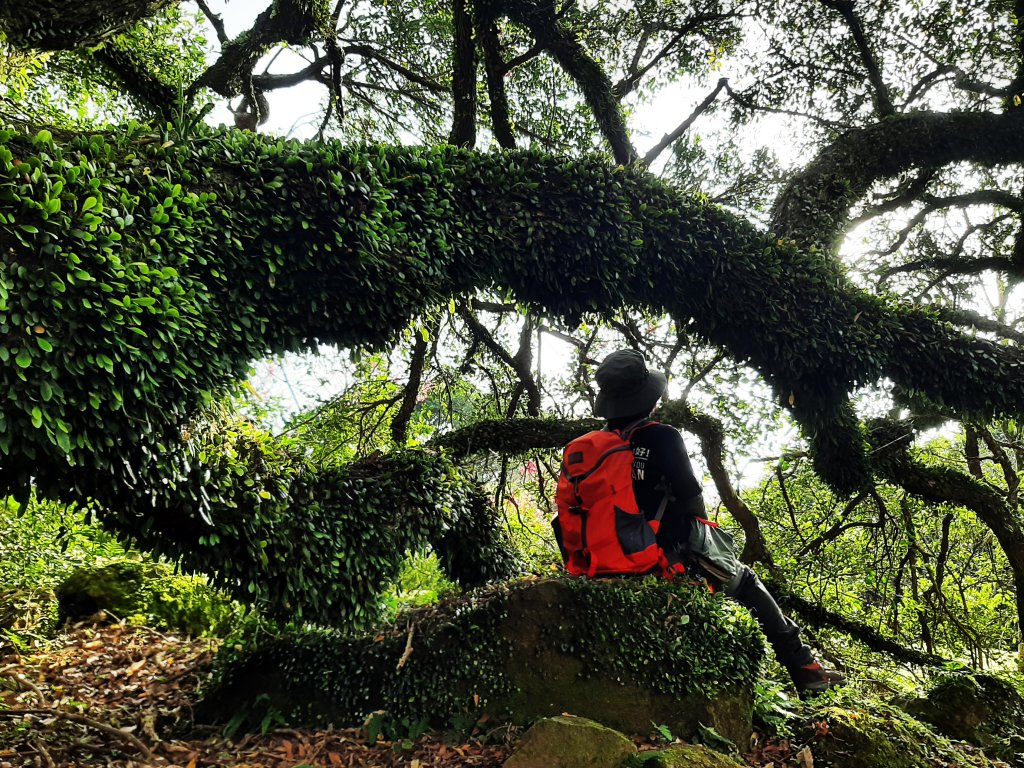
30,406,42,428
81,196,98,212
15,350,31,368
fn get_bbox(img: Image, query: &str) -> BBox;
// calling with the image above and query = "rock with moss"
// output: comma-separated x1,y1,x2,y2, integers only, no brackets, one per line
901,672,1024,764
56,559,237,636
624,743,740,768
798,700,1011,768
503,715,637,768
196,576,763,744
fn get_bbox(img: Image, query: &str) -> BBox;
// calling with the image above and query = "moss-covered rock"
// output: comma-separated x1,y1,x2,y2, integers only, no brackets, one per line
902,672,1024,764
55,559,237,636
196,576,763,743
504,715,638,768
798,701,1009,768
625,743,740,768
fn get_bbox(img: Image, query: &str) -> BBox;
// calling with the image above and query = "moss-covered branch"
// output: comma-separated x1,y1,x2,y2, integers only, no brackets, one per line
0,0,177,50
772,110,1024,247
766,576,949,667
3,126,1024,505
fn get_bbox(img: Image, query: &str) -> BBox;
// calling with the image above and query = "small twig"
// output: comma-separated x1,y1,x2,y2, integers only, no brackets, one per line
33,738,57,768
397,626,417,671
0,708,155,761
0,669,46,703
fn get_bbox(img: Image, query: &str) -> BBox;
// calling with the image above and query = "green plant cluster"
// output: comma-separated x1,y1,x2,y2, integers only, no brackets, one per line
55,558,238,636
0,494,124,647
199,583,517,733
129,410,518,626
3,122,1024,612
198,576,763,734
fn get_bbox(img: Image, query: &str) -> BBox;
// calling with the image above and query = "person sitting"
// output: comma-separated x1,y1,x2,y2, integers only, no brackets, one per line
589,349,845,695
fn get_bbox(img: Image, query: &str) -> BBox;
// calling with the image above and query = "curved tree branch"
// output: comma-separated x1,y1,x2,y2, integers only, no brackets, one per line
191,0,329,98
490,0,638,163
773,110,1024,248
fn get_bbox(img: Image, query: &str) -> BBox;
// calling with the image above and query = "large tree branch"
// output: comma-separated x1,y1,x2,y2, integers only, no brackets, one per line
5,129,1024,501
491,1,638,164
770,109,1024,247
772,110,1024,248
0,0,177,49
191,0,329,98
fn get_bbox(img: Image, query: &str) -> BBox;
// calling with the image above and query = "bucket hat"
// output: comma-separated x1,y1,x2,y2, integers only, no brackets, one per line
593,350,668,419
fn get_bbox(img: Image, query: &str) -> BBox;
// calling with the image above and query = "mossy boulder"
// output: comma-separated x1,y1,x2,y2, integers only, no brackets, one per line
503,715,638,768
902,672,1024,764
624,744,740,768
197,576,764,743
798,701,1010,768
55,559,237,636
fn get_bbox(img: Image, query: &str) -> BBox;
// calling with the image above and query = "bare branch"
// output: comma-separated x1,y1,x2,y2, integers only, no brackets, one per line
641,78,726,168
196,0,229,45
818,0,894,116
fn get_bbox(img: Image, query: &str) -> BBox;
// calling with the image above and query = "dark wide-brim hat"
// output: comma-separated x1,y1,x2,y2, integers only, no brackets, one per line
593,350,668,419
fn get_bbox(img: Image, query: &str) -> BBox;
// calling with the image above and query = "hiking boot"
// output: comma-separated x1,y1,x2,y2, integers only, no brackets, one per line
789,661,846,696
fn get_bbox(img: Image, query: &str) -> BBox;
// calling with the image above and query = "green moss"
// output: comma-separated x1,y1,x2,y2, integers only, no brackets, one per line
197,577,763,738
799,700,1004,768
625,744,740,768
56,559,238,636
903,672,1024,764
505,716,637,768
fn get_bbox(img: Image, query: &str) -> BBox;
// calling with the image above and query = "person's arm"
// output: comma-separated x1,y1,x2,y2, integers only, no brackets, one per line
649,425,705,549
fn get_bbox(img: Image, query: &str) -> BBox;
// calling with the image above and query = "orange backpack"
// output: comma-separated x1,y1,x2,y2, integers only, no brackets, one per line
553,421,672,577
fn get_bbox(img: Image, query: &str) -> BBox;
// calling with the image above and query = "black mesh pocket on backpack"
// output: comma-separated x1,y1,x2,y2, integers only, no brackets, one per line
614,506,657,555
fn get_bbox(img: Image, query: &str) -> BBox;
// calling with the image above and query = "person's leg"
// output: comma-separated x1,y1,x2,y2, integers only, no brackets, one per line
721,565,845,694
721,565,815,668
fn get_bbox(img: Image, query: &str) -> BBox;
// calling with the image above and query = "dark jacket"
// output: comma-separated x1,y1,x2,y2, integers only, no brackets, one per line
606,416,706,554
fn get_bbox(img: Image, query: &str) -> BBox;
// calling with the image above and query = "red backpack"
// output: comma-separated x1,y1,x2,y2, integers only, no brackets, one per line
553,421,672,578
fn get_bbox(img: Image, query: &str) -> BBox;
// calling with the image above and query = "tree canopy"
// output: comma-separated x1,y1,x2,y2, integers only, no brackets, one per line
1,0,1022,652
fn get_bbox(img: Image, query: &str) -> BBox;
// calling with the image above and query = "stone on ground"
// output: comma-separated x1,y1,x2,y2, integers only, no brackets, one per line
503,715,637,768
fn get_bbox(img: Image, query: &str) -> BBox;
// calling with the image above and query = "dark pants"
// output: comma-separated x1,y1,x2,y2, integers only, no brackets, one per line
721,565,815,669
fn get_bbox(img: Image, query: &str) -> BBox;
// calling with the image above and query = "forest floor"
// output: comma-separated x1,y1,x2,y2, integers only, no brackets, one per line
0,621,802,767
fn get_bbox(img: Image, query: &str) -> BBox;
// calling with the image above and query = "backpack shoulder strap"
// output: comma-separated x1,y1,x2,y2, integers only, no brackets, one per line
608,417,654,441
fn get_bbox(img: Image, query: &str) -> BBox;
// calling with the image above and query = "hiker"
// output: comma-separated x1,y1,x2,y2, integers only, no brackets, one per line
564,349,845,695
